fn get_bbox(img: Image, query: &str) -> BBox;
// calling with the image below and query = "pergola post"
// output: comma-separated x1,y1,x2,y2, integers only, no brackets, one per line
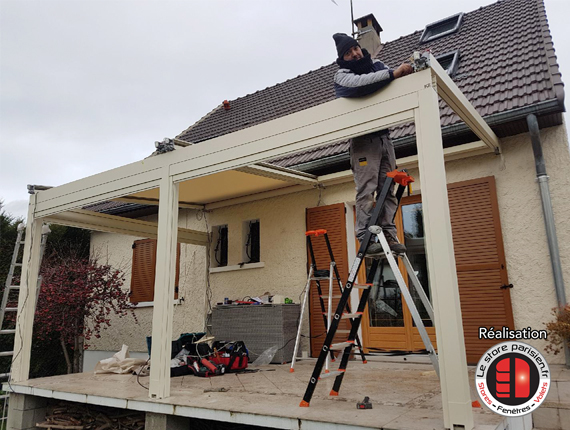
415,84,474,429
149,170,180,399
11,197,44,382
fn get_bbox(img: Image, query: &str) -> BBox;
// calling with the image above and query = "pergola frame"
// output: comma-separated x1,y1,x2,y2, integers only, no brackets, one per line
12,55,499,430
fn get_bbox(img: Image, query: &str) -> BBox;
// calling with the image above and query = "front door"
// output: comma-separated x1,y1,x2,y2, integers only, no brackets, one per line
361,176,515,363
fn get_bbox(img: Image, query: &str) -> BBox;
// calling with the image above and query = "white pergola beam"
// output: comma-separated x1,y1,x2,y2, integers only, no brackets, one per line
149,170,179,398
11,198,44,382
235,163,318,186
415,85,473,429
43,209,208,246
430,53,501,153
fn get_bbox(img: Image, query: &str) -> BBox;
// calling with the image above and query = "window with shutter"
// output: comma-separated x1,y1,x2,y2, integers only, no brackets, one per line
130,239,180,303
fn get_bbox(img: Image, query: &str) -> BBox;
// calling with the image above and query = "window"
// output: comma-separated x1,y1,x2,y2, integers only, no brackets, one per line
435,50,460,77
212,225,228,267
242,220,260,264
420,13,463,44
130,239,180,303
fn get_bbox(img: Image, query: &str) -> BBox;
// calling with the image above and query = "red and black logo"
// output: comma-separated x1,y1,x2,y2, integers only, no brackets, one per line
487,353,539,405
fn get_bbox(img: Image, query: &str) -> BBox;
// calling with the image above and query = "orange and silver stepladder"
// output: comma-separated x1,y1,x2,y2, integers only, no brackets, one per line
290,229,367,373
300,169,440,407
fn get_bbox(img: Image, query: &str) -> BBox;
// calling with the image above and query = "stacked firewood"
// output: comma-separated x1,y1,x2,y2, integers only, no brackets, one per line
36,402,145,429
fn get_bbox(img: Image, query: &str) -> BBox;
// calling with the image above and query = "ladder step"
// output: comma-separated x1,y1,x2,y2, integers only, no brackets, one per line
353,283,372,289
320,295,342,299
0,374,11,381
14,263,22,267
0,351,14,357
9,285,20,290
4,308,18,312
341,312,362,319
0,329,16,335
319,370,344,379
311,277,331,281
330,341,355,350
336,329,351,334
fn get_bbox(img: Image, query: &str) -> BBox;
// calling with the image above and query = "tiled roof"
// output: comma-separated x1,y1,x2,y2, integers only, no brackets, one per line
176,0,564,169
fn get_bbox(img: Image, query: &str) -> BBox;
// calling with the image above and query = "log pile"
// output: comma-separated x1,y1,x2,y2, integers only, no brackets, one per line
35,402,145,429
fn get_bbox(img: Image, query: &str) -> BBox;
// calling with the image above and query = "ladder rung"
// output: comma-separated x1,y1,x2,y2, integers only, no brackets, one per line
9,286,19,290
311,277,331,281
319,370,344,379
0,329,16,335
353,283,372,289
0,374,10,380
336,329,351,334
0,351,14,357
14,263,22,267
330,341,355,350
320,295,342,299
4,308,18,312
20,241,25,245
341,312,363,319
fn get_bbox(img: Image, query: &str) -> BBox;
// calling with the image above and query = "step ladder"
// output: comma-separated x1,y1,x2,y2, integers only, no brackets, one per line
0,222,51,378
290,229,366,372
300,170,439,407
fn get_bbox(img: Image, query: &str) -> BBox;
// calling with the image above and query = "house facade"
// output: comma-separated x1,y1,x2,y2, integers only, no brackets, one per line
87,0,569,368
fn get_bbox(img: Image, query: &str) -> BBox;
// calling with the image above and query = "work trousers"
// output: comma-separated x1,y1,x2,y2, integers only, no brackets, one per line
350,132,398,242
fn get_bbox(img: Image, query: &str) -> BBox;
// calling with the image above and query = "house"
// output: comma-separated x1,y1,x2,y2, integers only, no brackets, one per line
5,0,569,429
87,0,567,366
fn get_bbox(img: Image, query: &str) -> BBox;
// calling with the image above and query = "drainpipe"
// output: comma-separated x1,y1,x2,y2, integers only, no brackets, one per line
526,114,569,367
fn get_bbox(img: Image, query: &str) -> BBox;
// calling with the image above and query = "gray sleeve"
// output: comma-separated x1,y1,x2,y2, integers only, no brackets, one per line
334,67,392,88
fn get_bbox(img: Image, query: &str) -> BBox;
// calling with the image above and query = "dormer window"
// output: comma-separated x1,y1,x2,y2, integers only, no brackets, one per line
420,13,464,44
435,50,460,77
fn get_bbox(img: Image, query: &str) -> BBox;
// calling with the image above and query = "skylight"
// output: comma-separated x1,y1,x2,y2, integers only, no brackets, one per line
435,50,460,77
420,13,464,43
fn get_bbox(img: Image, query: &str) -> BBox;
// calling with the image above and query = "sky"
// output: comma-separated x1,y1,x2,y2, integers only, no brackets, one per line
1,0,569,221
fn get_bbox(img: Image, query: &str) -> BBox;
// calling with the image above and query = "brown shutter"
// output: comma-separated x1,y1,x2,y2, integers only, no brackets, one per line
448,177,514,364
130,239,180,303
306,203,349,357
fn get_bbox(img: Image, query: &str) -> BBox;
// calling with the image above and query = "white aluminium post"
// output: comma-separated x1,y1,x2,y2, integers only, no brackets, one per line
149,169,180,399
415,81,473,429
11,196,44,382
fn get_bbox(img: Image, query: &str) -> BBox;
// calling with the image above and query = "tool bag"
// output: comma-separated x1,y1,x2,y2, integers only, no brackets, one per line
187,356,225,377
211,341,249,372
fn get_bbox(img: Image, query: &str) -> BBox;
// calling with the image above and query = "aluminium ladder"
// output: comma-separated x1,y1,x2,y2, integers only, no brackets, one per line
291,229,367,372
300,170,439,407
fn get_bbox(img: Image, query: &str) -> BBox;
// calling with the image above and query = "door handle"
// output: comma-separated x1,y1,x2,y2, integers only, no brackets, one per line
500,284,513,290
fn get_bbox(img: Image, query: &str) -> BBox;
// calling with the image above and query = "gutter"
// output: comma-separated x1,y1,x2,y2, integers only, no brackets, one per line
289,99,562,173
527,113,569,367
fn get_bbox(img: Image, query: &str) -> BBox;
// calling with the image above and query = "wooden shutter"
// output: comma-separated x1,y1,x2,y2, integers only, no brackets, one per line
130,239,180,303
306,204,350,357
448,177,514,363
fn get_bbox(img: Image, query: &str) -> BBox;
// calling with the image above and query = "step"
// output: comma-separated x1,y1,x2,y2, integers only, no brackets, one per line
311,277,331,281
4,308,18,312
353,283,372,289
341,312,363,319
0,329,16,335
13,263,22,267
320,295,342,299
0,351,14,357
336,329,351,334
9,285,20,290
330,341,355,350
319,370,344,379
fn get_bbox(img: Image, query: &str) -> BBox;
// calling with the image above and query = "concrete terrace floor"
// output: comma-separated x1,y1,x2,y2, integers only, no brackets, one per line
2,357,521,430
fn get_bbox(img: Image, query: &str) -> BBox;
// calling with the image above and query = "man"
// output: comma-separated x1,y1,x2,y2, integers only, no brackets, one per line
333,33,413,255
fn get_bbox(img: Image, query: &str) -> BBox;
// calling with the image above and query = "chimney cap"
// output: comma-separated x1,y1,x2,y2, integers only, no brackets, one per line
353,14,382,34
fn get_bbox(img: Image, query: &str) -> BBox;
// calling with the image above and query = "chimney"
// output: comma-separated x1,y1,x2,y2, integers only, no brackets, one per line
353,14,382,56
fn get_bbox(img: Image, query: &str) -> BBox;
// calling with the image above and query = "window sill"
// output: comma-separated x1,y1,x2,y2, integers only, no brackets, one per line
209,262,265,273
132,299,182,308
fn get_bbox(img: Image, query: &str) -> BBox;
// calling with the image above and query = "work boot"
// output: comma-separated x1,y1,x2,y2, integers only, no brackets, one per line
386,234,406,254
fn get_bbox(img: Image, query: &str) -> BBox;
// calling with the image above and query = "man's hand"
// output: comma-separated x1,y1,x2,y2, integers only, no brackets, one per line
393,63,413,79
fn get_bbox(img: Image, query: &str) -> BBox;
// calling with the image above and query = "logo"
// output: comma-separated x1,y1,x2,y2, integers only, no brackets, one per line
475,341,550,417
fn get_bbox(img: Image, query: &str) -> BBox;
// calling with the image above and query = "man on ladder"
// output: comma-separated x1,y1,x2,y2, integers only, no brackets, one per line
332,33,412,254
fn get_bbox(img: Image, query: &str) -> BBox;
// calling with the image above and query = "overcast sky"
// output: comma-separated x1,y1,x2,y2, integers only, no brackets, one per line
1,0,569,220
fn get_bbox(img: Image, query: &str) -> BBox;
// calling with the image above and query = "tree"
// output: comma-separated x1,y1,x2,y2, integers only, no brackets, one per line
35,254,137,374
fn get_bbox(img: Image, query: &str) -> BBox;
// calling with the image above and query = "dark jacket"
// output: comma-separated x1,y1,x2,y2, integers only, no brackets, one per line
334,59,395,98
